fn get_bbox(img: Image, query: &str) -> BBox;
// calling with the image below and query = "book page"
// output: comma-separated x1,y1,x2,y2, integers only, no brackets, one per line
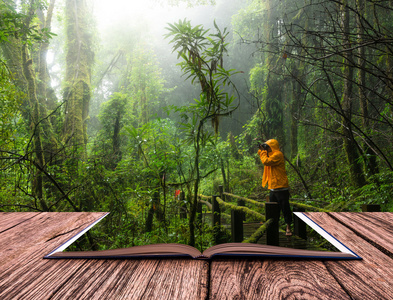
202,242,356,259
48,243,202,259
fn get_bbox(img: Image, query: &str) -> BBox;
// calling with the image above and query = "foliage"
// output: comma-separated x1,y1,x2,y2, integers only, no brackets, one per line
3,0,393,253
0,0,55,43
165,18,241,245
125,45,167,125
351,172,393,212
0,68,23,150
165,18,240,119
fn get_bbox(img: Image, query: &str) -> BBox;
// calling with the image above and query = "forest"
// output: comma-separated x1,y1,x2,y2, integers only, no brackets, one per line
1,0,393,252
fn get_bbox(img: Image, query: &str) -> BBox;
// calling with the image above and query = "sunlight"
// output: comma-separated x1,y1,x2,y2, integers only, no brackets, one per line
93,0,194,31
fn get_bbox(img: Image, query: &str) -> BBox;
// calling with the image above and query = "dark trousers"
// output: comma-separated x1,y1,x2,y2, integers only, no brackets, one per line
269,190,292,225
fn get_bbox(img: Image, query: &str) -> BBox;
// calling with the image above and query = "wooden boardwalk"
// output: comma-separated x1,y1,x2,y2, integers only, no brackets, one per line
1,212,393,299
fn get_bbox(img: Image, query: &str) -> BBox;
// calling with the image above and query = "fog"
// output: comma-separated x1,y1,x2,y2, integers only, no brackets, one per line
94,0,211,29
86,1,251,133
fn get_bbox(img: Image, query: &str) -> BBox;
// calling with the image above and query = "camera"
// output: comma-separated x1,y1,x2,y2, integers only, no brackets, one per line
259,143,269,150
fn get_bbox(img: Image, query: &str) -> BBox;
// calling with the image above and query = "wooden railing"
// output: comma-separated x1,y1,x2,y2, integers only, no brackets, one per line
197,185,334,246
196,185,381,246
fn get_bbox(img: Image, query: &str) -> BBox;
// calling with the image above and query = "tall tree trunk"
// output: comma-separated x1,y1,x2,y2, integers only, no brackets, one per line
1,1,61,211
145,191,162,232
112,110,122,166
189,121,204,247
290,67,301,159
265,74,284,141
264,0,284,142
22,44,49,211
21,1,48,211
356,0,378,176
1,41,27,93
341,1,366,187
35,0,59,163
63,0,93,159
36,1,58,120
21,0,50,211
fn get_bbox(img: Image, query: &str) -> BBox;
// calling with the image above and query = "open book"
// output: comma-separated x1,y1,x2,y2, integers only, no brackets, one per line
45,242,359,260
44,212,361,260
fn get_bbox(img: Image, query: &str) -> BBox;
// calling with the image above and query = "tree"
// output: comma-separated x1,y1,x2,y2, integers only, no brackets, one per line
234,0,393,193
95,92,128,169
127,46,166,126
63,0,94,160
340,0,366,187
166,19,240,246
355,0,378,176
1,0,58,210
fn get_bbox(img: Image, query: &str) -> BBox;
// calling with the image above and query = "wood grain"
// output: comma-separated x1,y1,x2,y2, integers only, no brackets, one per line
52,259,160,299
210,259,350,299
3,212,393,299
48,259,208,299
139,259,209,299
0,212,38,233
0,212,107,298
0,258,88,299
305,212,393,300
0,212,106,271
0,213,208,299
329,212,393,255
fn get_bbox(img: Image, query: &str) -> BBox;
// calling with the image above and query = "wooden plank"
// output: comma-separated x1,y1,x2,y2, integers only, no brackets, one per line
329,212,393,254
0,212,107,270
210,259,350,299
305,212,393,300
140,259,208,299
0,212,108,298
0,212,105,250
0,212,39,233
0,258,89,299
46,259,208,299
51,259,161,299
2,256,207,299
0,213,208,299
2,258,156,299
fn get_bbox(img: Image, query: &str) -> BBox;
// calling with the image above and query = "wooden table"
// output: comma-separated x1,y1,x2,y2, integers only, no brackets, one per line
1,212,392,299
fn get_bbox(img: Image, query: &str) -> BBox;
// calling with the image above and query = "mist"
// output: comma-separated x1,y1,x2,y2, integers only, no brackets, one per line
88,0,253,137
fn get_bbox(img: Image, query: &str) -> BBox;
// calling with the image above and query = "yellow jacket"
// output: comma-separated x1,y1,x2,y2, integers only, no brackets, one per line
258,139,289,190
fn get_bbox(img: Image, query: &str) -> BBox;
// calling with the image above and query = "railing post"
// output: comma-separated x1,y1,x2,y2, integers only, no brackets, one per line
212,195,221,227
220,184,244,242
362,204,380,212
293,207,307,240
265,202,280,246
231,208,243,242
219,185,224,201
212,195,221,244
238,198,246,221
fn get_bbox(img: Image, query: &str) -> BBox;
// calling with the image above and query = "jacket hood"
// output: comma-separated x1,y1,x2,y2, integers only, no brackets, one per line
265,139,280,152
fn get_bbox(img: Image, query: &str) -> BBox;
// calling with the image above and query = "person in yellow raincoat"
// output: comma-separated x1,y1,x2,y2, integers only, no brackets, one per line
258,139,292,236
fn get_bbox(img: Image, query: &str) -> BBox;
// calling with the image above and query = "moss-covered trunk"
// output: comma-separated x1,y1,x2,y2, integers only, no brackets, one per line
22,44,48,211
63,0,93,160
35,0,59,141
356,0,378,176
341,1,366,188
1,0,59,211
189,120,205,247
264,0,284,142
290,68,301,159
